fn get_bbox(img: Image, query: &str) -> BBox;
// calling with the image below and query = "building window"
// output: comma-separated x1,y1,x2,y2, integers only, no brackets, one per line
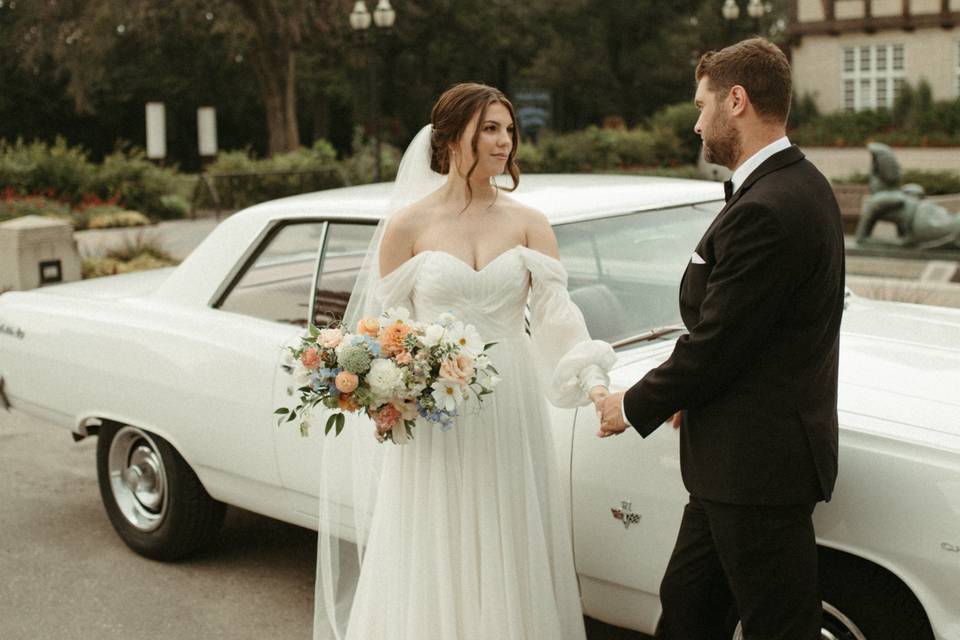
841,44,906,111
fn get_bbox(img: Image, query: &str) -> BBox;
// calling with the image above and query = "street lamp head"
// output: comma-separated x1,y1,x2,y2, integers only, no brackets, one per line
747,0,765,18
372,0,396,29
722,0,740,21
349,1,371,31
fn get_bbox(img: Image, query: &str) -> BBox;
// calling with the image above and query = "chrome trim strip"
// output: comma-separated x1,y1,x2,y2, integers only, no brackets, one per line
308,221,330,328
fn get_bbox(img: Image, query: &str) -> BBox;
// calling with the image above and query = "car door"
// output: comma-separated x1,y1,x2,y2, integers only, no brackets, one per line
271,219,378,521
570,355,686,635
555,203,721,634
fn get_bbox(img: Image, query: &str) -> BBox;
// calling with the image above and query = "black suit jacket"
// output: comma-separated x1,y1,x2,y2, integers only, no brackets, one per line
623,146,845,506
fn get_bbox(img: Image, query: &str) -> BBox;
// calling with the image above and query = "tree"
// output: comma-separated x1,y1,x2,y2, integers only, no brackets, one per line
9,0,350,156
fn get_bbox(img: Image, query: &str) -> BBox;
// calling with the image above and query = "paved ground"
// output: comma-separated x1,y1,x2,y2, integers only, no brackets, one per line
0,409,646,640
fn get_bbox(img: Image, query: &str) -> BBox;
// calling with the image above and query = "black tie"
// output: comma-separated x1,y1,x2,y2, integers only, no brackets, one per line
723,180,734,202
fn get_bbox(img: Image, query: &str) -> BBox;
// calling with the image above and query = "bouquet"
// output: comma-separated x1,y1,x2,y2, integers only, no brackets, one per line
275,307,500,443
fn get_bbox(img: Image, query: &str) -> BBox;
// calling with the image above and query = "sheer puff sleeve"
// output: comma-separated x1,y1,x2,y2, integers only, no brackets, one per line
518,246,616,408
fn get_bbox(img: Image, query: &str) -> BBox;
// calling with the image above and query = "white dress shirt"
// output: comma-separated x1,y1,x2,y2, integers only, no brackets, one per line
618,136,792,428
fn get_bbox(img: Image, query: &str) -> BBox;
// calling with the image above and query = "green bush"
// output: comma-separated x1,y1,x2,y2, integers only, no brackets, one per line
537,127,621,172
515,142,545,174
789,92,820,129
835,169,960,196
92,148,189,220
340,128,402,186
520,124,692,173
790,80,960,147
195,140,349,210
649,102,701,164
0,138,96,202
0,139,191,221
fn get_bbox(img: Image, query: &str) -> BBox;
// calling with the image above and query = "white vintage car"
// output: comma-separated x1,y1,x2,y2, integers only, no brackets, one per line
0,175,958,640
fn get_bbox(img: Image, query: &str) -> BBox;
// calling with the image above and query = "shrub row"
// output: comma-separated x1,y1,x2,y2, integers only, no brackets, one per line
519,103,702,173
834,169,960,196
789,82,960,147
0,138,191,220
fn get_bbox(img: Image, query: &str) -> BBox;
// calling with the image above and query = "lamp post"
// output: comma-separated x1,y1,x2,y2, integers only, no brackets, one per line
350,0,395,183
723,0,767,32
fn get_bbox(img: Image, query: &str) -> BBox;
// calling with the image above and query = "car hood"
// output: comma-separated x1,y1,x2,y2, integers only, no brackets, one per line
609,296,960,441
4,267,177,302
837,296,960,438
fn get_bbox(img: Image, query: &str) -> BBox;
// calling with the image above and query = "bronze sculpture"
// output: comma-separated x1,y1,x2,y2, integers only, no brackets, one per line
855,143,960,249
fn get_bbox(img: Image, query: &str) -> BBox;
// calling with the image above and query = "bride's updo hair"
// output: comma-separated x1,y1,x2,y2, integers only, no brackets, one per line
429,82,521,196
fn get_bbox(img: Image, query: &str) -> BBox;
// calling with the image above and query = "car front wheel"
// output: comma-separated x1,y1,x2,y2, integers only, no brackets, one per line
96,423,226,560
730,550,934,640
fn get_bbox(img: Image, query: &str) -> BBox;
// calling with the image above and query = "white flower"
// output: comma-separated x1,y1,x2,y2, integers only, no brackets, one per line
436,311,456,327
421,323,445,348
447,322,484,356
431,379,463,413
382,306,411,325
367,358,405,400
475,354,491,369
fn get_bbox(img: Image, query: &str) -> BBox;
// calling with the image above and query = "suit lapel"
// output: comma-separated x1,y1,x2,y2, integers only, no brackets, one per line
728,145,805,207
697,146,806,242
681,146,807,324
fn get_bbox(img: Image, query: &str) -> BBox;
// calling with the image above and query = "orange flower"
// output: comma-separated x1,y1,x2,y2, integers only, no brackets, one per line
300,347,321,370
395,350,413,365
335,371,359,393
379,321,412,356
338,392,360,412
357,317,380,337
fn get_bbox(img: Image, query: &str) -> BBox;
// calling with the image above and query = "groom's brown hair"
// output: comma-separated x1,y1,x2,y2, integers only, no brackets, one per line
696,37,792,124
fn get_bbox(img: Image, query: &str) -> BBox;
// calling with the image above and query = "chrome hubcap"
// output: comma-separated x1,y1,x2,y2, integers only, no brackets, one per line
108,426,168,532
732,601,866,640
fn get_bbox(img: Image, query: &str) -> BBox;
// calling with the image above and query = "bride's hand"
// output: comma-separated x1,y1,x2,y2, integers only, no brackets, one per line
588,385,609,414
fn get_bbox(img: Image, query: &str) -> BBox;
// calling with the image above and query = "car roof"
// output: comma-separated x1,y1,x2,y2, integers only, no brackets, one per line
157,174,723,306
238,173,724,225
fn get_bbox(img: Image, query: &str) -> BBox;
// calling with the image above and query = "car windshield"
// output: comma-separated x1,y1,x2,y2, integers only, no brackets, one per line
553,201,723,346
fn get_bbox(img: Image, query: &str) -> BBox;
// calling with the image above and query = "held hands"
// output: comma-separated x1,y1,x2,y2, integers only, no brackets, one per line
588,385,609,412
597,391,628,438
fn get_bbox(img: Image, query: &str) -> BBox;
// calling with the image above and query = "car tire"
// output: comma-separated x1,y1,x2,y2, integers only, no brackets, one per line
96,422,226,561
728,549,934,640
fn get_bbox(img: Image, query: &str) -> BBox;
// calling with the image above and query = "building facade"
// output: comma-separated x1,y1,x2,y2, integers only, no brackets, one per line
788,0,960,112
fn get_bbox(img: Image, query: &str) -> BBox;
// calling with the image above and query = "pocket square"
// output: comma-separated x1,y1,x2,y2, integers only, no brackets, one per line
691,251,706,265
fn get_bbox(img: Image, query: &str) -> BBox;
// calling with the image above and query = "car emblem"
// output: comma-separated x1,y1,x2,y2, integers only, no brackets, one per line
611,500,641,529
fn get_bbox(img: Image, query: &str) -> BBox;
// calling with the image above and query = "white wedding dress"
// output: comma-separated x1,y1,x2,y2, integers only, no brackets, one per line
337,243,615,640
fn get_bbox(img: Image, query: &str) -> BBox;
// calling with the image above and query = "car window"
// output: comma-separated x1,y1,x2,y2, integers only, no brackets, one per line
313,222,378,327
553,201,722,345
218,221,326,326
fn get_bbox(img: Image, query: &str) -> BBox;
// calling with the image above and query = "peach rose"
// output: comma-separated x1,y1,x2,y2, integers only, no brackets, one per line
375,403,402,432
439,352,475,385
379,321,412,356
357,317,380,337
338,392,360,412
335,371,359,393
318,328,343,348
300,347,321,370
395,350,413,365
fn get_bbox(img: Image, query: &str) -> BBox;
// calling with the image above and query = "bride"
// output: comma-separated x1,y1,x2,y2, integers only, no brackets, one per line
314,82,616,640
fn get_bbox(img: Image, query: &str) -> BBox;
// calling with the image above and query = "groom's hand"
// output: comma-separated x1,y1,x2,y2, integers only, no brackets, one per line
597,391,628,438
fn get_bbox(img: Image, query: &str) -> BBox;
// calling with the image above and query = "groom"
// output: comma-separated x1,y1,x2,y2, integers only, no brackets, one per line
598,38,845,639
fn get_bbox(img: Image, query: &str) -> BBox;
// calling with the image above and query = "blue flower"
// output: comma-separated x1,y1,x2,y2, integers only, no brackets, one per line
318,366,341,379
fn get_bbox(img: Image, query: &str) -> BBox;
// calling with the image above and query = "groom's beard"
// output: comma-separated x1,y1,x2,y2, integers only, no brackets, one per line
702,111,741,170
